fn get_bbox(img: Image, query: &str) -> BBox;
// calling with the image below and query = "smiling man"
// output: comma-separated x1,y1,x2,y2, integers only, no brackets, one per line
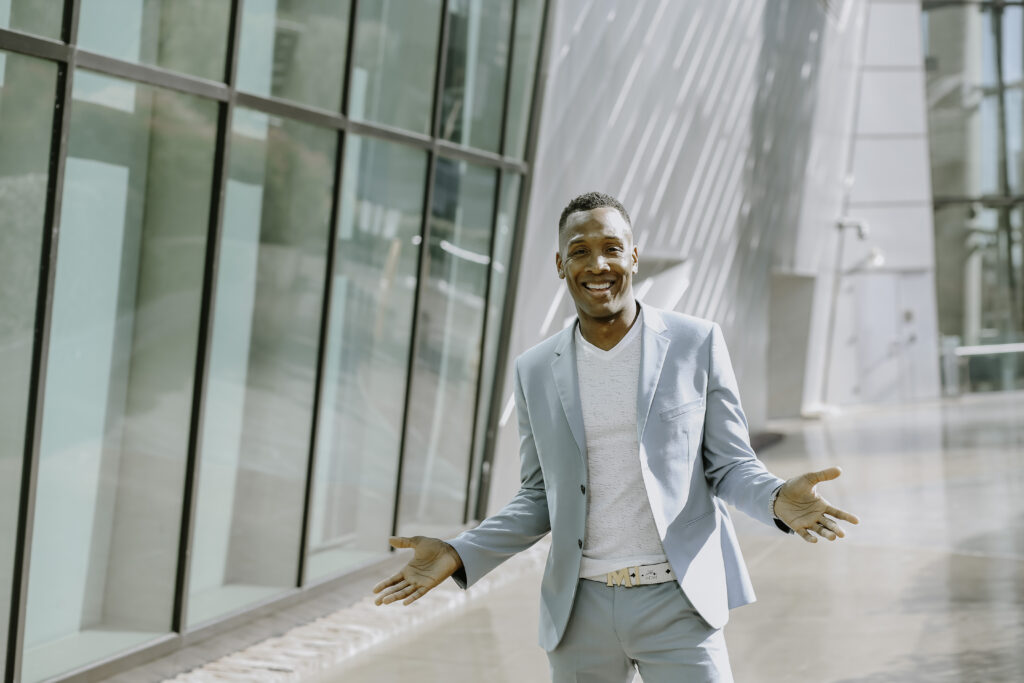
374,191,859,682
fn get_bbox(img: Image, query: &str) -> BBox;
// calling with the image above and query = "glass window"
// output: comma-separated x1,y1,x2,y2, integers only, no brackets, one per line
21,70,217,682
187,109,335,626
504,0,544,158
349,0,442,134
305,136,427,582
466,173,520,519
236,0,352,112
76,0,231,82
0,0,62,39
440,0,513,152
398,158,497,536
0,51,57,683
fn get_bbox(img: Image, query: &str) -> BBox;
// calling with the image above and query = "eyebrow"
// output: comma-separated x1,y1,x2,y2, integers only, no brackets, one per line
566,234,625,247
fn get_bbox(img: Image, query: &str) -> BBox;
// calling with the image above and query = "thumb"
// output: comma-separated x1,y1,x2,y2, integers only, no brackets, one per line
804,466,842,485
388,536,416,549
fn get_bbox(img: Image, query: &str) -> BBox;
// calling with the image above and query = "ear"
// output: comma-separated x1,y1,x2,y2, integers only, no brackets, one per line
555,251,565,279
631,245,639,273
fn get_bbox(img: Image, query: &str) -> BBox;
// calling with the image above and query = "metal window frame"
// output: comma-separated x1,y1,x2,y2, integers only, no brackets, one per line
171,0,244,636
296,0,362,589
0,0,550,677
462,0,520,525
474,0,555,520
391,0,453,538
4,2,80,681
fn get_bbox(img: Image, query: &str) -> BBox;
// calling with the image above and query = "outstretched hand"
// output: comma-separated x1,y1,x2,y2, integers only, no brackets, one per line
774,466,860,543
372,536,463,606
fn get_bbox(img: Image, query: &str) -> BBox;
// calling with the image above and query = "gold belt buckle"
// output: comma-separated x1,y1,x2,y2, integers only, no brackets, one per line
606,566,640,587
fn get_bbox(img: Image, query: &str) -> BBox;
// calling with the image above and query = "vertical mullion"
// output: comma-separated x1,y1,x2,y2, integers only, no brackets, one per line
497,0,518,158
462,166,505,524
465,0,517,521
475,0,552,520
391,150,439,538
296,0,361,588
340,0,361,117
171,0,243,633
5,0,80,678
391,0,451,537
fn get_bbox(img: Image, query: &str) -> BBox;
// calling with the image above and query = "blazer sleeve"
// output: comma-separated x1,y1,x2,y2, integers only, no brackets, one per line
702,322,791,533
447,359,551,588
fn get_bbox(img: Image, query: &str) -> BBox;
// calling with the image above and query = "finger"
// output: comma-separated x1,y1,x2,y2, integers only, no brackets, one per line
373,580,409,605
372,571,405,593
826,507,859,525
798,528,818,543
813,523,837,541
403,587,429,605
804,466,842,485
819,517,845,539
388,536,415,549
380,584,417,605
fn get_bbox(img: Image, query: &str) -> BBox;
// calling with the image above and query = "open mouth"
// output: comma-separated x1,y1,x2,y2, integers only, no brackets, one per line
582,281,614,293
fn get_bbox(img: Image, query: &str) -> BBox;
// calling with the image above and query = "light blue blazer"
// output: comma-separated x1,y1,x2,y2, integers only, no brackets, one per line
449,302,788,651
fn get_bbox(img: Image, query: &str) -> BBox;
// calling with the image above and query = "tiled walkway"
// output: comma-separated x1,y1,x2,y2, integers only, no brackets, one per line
147,392,1024,682
327,392,1024,682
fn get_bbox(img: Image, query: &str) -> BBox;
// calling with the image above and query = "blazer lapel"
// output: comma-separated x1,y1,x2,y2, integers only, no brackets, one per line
550,324,587,458
637,304,670,440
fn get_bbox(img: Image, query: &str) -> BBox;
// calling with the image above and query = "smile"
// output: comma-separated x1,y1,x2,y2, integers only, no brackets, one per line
583,282,613,291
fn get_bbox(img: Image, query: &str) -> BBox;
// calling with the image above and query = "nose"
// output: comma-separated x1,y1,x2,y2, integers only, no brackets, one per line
585,253,610,272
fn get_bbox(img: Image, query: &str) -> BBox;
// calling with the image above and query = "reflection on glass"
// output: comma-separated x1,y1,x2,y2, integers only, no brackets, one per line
398,158,497,536
77,0,230,81
188,108,335,626
504,0,543,158
0,51,56,683
236,0,352,112
349,0,442,134
0,0,62,39
305,137,427,582
924,5,1024,393
467,173,520,519
21,70,216,682
440,0,512,152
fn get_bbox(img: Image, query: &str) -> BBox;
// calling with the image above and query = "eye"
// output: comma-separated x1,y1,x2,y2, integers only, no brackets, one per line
607,246,623,253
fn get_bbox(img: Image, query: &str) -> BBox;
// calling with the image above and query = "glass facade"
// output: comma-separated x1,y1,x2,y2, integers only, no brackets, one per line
0,0,546,679
0,51,57,683
23,70,217,682
923,2,1024,392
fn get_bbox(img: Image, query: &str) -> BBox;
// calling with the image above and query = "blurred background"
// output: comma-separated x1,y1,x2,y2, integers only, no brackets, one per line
0,0,1021,681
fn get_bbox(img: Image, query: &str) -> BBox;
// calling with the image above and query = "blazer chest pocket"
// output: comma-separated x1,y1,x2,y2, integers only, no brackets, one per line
659,398,704,421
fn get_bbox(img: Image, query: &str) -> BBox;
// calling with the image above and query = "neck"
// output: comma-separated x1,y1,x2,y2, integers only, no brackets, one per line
577,300,640,351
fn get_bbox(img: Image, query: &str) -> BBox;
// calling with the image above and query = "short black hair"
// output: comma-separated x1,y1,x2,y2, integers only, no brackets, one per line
558,191,631,231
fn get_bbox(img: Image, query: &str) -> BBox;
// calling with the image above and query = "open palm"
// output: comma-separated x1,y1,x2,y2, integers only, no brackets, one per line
774,466,860,543
373,536,462,606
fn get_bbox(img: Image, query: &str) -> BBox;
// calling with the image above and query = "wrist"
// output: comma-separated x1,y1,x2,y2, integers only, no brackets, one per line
769,484,782,519
443,542,464,570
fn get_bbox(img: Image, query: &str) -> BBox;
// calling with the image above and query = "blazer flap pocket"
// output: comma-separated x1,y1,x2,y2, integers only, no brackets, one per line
659,398,704,421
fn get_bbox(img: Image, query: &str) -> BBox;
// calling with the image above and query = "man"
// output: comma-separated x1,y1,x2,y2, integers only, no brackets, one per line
374,192,858,682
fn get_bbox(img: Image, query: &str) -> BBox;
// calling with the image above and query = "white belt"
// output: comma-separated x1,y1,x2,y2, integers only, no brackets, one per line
595,561,675,587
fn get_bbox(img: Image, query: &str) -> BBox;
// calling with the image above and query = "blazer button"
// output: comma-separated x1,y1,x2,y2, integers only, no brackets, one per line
580,484,586,494
578,539,583,549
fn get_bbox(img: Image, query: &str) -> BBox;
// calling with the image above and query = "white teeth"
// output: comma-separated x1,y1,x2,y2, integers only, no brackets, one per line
584,282,612,291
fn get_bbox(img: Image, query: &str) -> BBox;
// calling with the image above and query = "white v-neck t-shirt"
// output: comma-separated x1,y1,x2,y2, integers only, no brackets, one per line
575,311,668,580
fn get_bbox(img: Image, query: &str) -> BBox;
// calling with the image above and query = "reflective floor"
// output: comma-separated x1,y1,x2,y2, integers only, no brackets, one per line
327,392,1024,682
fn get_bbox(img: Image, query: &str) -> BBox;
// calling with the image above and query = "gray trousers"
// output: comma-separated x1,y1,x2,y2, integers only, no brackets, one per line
547,580,734,683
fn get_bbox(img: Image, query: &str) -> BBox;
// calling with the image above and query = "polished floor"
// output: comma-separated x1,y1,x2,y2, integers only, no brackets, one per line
325,392,1024,682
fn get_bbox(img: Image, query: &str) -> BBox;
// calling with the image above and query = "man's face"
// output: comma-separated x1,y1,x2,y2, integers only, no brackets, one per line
555,207,638,321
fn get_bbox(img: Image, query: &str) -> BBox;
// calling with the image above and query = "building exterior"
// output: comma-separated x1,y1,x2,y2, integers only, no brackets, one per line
2,1,1010,681
0,1,546,680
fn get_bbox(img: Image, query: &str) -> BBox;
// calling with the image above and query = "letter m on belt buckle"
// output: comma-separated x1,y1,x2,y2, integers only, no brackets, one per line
606,568,632,587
